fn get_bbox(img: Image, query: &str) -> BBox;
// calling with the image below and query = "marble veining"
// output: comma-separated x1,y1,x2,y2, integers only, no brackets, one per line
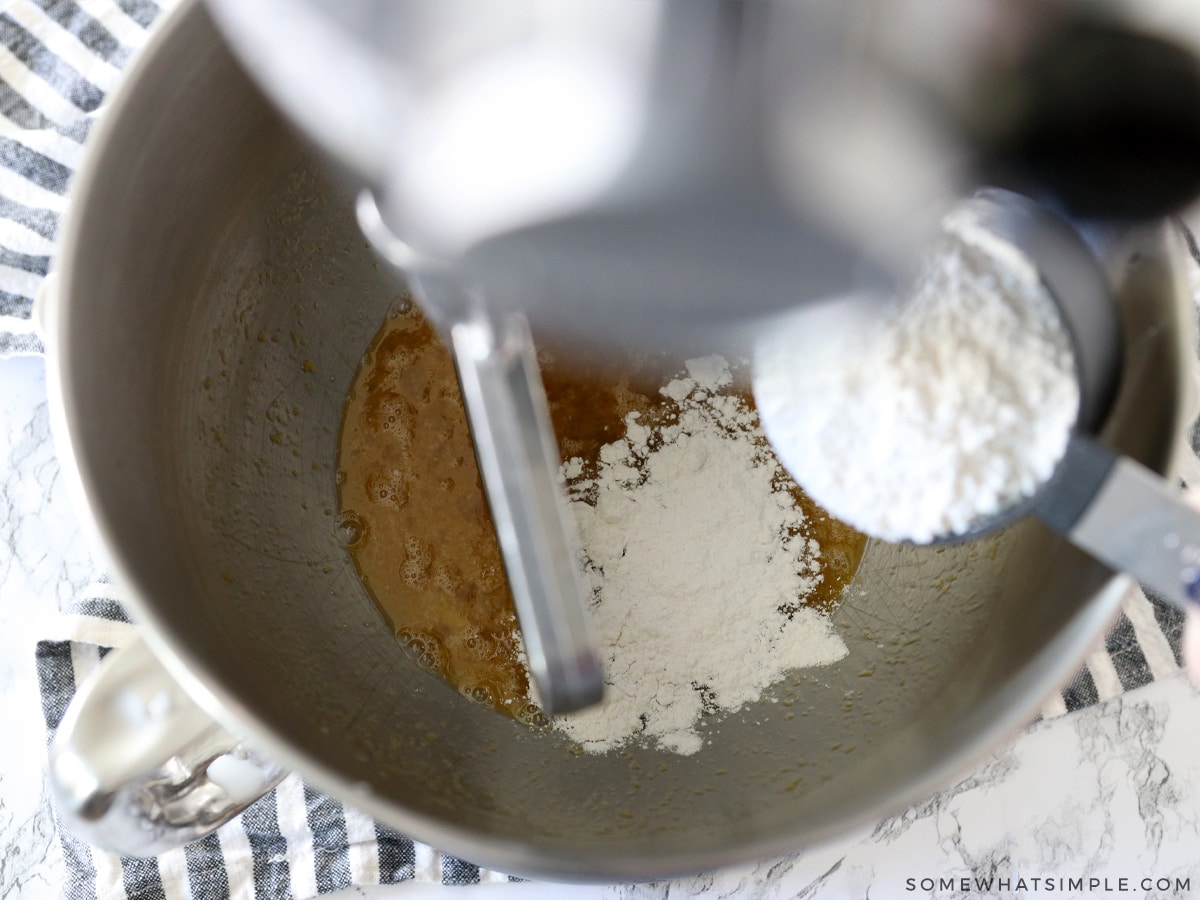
0,778,60,899
552,677,1200,899
1,357,71,899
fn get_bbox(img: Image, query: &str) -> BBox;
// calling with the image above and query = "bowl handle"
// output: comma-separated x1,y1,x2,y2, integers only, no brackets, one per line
47,637,287,857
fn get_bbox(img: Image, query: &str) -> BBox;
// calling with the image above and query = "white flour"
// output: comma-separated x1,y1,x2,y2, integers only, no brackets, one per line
553,356,848,755
753,211,1080,544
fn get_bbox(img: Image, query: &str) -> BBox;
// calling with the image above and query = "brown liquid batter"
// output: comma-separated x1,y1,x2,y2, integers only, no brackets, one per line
337,300,866,719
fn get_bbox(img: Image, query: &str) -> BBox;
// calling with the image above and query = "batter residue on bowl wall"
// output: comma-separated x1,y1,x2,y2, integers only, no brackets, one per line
336,298,866,753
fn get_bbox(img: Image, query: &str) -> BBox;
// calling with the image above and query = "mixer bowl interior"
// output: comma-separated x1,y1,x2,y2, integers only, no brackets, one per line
52,1,1193,880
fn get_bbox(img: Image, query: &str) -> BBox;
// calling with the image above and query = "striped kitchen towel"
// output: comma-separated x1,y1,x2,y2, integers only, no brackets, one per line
1045,583,1185,719
36,582,522,900
0,0,170,356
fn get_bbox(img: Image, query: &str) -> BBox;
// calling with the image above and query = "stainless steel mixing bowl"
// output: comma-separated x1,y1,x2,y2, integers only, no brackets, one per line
45,0,1196,881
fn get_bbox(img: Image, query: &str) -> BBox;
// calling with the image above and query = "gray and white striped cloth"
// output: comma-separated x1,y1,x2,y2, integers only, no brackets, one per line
36,583,522,899
0,0,142,356
0,0,1193,897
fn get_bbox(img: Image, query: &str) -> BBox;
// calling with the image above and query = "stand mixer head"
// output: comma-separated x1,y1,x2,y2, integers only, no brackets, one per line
201,0,1200,712
203,0,1200,342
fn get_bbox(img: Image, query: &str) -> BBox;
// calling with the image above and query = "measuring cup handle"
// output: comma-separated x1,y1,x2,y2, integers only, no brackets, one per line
1050,436,1200,607
48,637,287,857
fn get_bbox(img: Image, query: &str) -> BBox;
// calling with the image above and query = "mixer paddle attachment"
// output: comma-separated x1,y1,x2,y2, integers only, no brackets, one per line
356,189,604,716
421,277,604,717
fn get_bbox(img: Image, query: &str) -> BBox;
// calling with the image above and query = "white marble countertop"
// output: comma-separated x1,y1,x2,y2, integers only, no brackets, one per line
6,349,1200,900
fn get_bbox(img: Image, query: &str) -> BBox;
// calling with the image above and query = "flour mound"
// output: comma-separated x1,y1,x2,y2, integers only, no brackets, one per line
753,213,1080,545
553,356,848,755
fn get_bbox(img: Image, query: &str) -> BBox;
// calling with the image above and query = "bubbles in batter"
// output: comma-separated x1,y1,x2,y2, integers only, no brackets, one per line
336,299,866,720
